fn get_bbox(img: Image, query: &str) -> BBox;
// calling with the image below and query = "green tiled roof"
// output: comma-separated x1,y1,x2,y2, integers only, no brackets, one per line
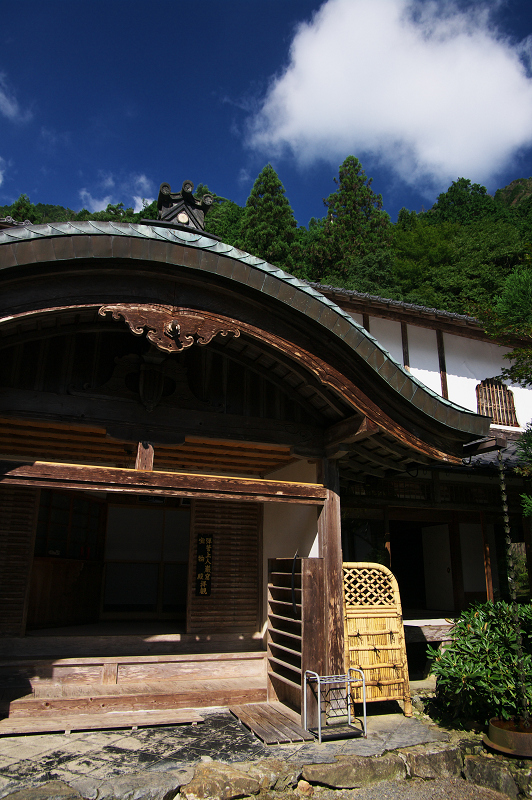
0,221,489,437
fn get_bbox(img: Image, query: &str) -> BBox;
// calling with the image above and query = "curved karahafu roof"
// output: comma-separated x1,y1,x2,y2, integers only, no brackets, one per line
0,221,490,472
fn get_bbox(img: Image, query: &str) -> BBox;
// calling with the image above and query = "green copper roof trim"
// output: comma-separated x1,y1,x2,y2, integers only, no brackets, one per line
0,221,489,436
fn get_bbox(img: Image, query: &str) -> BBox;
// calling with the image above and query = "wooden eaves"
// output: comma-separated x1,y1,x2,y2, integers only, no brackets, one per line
0,460,327,504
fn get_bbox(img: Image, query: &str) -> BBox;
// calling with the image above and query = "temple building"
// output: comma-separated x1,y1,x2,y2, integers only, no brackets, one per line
0,181,527,730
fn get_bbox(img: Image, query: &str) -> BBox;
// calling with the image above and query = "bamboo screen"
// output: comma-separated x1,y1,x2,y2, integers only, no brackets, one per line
476,379,519,427
343,562,412,716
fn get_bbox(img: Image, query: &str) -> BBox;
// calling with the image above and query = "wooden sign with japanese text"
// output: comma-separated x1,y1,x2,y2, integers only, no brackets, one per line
195,533,212,596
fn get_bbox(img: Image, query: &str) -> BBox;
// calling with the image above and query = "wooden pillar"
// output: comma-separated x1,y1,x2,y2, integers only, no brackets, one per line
0,485,40,637
301,558,325,728
480,511,494,601
449,515,465,612
317,459,344,676
401,321,410,372
436,329,449,400
383,506,391,569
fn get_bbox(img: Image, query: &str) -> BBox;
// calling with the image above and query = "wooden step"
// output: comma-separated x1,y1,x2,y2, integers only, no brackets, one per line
230,702,313,744
0,707,204,736
8,677,267,717
0,651,266,689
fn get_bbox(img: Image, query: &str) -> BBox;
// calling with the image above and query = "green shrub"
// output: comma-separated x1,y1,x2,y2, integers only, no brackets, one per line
428,601,532,727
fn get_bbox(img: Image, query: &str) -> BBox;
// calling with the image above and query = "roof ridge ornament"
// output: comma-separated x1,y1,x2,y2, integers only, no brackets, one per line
0,216,31,230
153,180,214,233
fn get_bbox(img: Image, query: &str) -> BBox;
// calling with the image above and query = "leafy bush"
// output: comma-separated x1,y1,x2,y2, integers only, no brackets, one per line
428,601,532,727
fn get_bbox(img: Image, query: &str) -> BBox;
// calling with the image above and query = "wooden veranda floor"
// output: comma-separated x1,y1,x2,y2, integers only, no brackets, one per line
0,628,268,735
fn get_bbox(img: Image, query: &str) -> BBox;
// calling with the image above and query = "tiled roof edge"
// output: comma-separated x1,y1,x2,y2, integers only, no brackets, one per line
311,282,478,325
0,222,488,436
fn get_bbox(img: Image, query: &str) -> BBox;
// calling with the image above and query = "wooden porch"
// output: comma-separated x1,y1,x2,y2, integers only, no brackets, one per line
0,629,268,735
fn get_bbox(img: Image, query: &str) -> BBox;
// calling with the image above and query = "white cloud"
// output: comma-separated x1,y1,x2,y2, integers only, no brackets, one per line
79,189,113,213
0,157,6,187
132,195,155,213
78,173,155,213
133,173,152,195
248,0,532,191
238,168,251,186
0,73,32,123
100,172,115,191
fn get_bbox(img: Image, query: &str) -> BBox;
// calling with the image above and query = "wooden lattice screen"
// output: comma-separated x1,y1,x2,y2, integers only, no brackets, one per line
343,562,412,716
0,485,40,636
187,500,260,634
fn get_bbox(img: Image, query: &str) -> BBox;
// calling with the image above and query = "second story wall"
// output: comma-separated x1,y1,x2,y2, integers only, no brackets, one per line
346,305,532,431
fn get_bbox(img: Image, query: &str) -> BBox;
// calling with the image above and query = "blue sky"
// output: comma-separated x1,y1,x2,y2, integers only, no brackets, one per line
2,0,532,225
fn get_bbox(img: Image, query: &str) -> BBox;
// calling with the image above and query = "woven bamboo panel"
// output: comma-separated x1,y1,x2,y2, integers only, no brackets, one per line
343,562,412,716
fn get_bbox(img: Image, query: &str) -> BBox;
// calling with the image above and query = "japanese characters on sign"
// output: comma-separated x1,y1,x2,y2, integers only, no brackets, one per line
195,534,213,596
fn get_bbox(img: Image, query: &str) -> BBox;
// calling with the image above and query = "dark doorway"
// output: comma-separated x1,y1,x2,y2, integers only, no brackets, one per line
389,522,426,610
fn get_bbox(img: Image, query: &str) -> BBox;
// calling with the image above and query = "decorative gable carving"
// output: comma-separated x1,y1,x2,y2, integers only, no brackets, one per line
99,304,240,353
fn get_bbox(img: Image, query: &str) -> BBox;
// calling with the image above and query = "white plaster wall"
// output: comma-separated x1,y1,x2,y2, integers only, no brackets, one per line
262,460,320,630
444,332,532,427
368,317,403,366
407,325,442,396
422,524,454,609
265,460,318,484
459,524,486,593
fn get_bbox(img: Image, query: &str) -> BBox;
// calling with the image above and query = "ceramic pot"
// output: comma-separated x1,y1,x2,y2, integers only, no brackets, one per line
483,717,532,757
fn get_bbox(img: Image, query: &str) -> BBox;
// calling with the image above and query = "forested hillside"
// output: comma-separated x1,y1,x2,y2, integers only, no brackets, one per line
3,163,532,317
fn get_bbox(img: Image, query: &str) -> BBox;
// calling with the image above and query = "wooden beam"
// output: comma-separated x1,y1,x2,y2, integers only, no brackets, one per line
290,446,324,459
463,436,507,456
339,460,387,479
375,438,431,466
436,329,448,400
135,442,154,471
338,466,366,484
345,446,407,472
0,460,327,504
210,340,347,420
0,390,324,451
325,415,380,458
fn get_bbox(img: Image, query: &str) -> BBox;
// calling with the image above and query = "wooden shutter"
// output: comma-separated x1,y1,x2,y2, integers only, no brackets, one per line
476,379,519,427
0,486,39,636
187,500,260,633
